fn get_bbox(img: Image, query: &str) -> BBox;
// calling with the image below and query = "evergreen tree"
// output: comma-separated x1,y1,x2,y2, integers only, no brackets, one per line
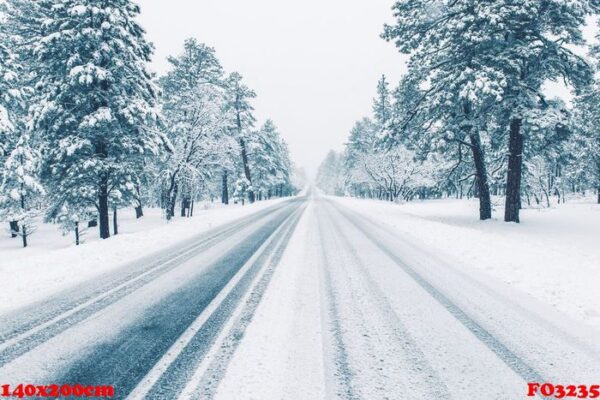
225,72,257,203
372,74,392,130
250,120,293,199
159,38,227,219
0,133,45,247
8,0,166,238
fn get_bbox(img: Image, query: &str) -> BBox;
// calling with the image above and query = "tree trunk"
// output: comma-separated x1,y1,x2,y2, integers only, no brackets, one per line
181,198,189,217
75,222,80,246
134,185,144,218
190,200,194,217
22,225,27,248
9,221,18,238
469,133,492,220
165,173,178,220
239,138,255,203
222,171,229,205
505,118,524,223
88,219,97,228
98,176,110,239
113,207,118,236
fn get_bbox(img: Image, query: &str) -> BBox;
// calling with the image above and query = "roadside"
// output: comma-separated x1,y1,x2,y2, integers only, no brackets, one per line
0,199,289,315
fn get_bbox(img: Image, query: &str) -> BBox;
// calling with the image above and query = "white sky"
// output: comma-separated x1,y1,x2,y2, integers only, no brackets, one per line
136,0,406,178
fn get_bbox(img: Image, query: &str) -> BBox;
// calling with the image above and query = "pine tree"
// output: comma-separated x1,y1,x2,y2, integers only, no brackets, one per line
225,72,257,203
383,0,596,222
249,120,293,199
0,133,45,247
372,75,392,130
159,38,228,219
9,0,166,238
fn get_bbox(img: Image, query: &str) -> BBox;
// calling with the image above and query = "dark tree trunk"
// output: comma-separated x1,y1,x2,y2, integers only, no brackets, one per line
134,185,144,218
113,207,118,235
75,222,80,246
9,221,18,238
98,175,110,239
181,198,190,217
222,171,229,205
239,138,255,203
165,172,178,220
22,225,27,248
505,118,524,223
469,133,492,220
189,200,194,217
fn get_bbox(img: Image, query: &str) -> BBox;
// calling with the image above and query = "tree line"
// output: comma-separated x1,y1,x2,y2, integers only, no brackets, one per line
0,0,298,247
317,0,600,222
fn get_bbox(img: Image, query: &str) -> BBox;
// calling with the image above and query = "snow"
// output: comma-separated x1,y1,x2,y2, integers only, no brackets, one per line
330,195,600,330
215,201,326,400
0,199,288,315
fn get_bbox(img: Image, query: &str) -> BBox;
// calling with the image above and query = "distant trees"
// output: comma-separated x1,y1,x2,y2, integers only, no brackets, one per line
316,151,345,196
318,0,600,222
0,3,297,246
250,120,294,200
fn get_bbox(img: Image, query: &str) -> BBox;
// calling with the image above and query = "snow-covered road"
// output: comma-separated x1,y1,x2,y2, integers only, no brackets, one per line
0,193,598,399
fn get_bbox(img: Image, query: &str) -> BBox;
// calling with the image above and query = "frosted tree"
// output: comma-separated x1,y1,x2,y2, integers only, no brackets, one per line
574,87,600,204
225,72,257,203
0,40,19,237
0,7,39,239
316,151,345,196
344,118,378,198
358,145,437,202
249,120,293,200
383,0,596,222
372,75,392,130
7,0,167,238
159,39,229,219
0,133,45,247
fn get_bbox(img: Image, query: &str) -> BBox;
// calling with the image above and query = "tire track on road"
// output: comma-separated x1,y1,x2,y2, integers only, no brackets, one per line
329,201,548,386
0,202,299,369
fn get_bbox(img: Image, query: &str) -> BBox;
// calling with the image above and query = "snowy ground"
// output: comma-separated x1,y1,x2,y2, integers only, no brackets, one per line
331,195,600,331
0,199,287,314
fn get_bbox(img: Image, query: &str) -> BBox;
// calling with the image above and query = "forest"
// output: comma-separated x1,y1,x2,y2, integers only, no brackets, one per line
0,1,299,247
317,0,600,223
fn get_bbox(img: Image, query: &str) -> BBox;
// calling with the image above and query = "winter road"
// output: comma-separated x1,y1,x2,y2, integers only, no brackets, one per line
0,193,599,399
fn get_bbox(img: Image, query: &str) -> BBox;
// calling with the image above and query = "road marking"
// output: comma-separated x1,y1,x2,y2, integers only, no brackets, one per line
177,205,304,400
126,205,301,400
0,203,290,364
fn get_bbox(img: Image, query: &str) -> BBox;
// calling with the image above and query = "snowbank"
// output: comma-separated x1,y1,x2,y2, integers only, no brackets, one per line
0,199,288,314
331,196,600,330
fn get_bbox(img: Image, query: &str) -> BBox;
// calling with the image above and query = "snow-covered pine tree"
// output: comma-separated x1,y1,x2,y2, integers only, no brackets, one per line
0,40,19,237
574,86,600,204
372,75,392,131
316,150,345,196
0,133,45,247
159,38,228,219
0,5,40,240
383,0,596,222
249,120,293,200
9,0,166,238
343,118,379,198
225,72,257,203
